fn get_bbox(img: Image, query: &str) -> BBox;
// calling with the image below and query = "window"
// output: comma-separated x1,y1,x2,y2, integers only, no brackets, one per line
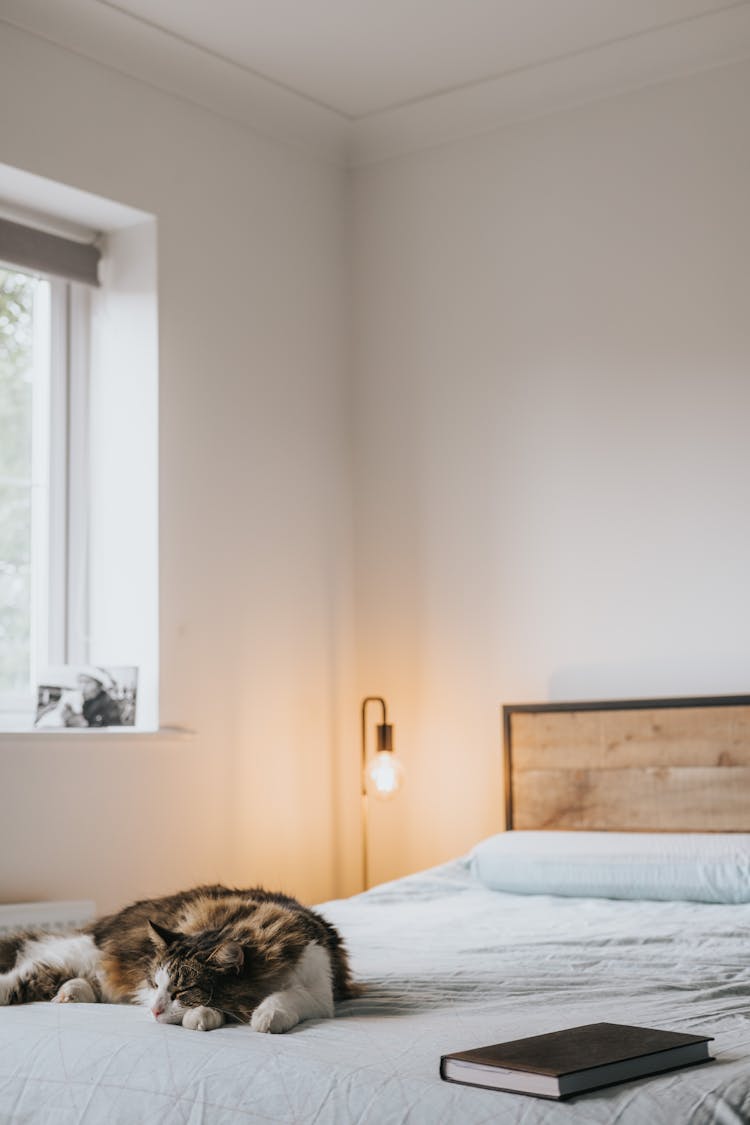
0,267,53,707
0,168,159,732
0,258,90,717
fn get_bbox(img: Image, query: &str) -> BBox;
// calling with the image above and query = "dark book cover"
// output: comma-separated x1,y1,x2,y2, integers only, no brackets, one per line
440,1022,714,1100
445,1022,710,1075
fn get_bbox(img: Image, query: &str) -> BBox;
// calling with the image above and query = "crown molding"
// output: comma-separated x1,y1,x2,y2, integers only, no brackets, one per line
349,2,750,165
0,0,352,166
1,0,750,169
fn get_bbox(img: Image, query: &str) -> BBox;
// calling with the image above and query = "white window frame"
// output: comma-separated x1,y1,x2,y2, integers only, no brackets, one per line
29,275,53,696
56,281,91,669
0,173,160,734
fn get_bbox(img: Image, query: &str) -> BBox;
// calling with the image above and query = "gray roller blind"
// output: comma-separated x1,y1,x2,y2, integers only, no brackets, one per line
0,216,100,286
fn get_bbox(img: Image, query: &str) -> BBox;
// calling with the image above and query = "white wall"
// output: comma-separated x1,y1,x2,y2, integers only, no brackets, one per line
350,60,750,889
0,22,351,912
2,20,749,909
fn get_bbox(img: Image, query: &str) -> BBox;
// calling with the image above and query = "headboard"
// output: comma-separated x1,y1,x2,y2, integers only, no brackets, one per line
503,694,750,832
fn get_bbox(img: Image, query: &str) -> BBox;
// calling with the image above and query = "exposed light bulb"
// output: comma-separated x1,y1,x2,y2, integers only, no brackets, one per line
366,750,405,800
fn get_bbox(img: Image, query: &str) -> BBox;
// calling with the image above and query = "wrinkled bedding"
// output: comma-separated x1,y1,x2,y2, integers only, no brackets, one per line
2,859,750,1123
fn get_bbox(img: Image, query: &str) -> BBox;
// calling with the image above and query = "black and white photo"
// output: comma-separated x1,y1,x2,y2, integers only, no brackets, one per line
34,666,138,729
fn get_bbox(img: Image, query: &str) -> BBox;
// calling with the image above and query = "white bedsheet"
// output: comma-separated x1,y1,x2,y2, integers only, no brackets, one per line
2,860,750,1124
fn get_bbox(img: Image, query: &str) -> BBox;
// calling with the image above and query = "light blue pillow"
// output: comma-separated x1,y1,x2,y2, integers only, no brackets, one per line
470,831,750,903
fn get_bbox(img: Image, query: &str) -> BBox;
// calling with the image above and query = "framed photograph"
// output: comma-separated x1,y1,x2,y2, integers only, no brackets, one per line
34,666,138,729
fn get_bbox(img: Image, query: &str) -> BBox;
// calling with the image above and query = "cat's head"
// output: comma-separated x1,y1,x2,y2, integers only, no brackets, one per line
142,919,245,1024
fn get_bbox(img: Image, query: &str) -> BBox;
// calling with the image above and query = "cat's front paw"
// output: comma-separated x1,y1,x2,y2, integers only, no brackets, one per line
182,1006,224,1032
251,997,299,1034
52,979,97,1004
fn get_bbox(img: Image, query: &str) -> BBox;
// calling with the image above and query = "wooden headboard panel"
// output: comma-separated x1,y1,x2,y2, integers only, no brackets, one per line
503,694,750,832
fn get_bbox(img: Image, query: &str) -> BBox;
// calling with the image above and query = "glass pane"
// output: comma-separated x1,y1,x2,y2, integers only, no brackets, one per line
0,269,35,482
0,267,50,696
0,483,31,693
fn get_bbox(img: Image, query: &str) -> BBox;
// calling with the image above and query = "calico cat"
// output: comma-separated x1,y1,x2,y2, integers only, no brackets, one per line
0,885,359,1033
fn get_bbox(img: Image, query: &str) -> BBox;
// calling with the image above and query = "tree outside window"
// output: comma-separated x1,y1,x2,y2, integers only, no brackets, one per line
0,267,49,696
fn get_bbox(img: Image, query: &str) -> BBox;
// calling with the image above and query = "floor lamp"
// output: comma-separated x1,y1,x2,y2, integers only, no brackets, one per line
361,696,405,890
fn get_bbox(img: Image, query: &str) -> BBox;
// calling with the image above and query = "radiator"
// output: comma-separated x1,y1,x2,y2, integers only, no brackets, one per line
0,900,95,935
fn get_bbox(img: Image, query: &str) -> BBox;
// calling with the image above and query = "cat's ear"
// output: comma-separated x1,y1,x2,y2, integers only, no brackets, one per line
148,919,182,948
209,941,244,973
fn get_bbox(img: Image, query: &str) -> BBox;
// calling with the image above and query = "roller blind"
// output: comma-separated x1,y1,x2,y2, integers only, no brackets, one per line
0,216,100,286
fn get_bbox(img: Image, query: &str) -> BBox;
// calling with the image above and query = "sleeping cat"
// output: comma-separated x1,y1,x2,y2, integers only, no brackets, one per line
0,884,359,1032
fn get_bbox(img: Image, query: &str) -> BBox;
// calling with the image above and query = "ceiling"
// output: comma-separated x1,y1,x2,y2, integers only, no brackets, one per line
100,0,744,118
2,0,750,163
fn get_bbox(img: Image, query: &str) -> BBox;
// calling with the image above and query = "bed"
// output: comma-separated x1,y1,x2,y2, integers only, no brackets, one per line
3,693,750,1124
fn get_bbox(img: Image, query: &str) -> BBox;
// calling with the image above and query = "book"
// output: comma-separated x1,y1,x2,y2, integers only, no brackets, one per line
440,1022,714,1100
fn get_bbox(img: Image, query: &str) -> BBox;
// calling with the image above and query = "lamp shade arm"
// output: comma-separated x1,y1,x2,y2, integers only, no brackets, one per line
360,696,388,891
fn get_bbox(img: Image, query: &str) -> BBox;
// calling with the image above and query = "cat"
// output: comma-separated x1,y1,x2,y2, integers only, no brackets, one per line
0,884,359,1033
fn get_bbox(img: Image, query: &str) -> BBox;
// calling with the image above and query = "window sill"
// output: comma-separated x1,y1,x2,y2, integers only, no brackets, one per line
0,725,196,743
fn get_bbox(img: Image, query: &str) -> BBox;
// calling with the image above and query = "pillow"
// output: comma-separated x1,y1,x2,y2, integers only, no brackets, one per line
470,831,750,903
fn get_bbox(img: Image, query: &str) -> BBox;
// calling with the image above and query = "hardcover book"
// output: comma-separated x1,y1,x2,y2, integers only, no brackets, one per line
440,1022,714,1100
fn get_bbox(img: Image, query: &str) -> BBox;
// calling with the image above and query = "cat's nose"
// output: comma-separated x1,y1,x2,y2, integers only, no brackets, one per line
152,1006,164,1019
